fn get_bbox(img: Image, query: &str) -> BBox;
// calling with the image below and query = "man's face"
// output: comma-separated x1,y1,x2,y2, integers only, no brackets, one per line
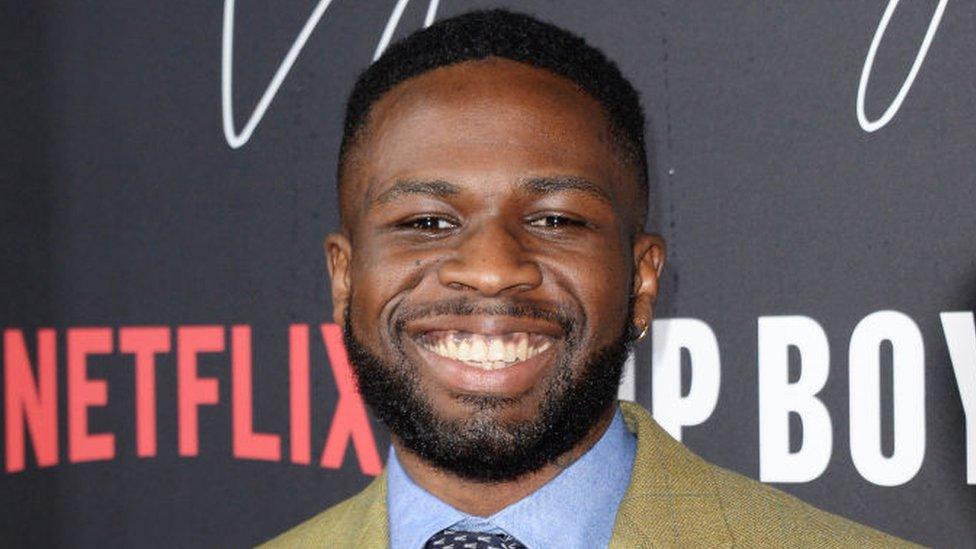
328,58,663,480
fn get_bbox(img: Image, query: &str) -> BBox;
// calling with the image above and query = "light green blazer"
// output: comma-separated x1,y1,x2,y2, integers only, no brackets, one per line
262,401,921,548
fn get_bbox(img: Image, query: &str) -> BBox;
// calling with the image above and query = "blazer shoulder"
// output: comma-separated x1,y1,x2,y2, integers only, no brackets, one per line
259,474,388,549
708,460,923,548
615,402,924,548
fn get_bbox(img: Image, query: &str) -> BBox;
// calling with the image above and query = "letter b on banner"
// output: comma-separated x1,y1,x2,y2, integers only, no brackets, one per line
759,316,832,483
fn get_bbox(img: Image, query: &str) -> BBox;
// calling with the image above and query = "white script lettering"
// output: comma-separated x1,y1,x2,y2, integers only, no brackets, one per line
221,0,440,149
857,0,948,132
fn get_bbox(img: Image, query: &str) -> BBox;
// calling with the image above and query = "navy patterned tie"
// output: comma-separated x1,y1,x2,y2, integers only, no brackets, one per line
423,528,527,549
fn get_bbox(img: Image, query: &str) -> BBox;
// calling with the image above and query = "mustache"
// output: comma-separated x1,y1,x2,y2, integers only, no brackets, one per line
391,297,578,338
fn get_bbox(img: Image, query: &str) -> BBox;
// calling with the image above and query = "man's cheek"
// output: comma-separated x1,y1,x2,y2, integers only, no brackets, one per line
582,288,631,336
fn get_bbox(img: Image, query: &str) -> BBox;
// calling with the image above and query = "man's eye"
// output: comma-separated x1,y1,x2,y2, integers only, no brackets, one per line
402,216,456,231
528,215,585,229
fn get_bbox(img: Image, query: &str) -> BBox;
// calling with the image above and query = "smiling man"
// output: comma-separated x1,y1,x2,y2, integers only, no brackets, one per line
265,9,914,549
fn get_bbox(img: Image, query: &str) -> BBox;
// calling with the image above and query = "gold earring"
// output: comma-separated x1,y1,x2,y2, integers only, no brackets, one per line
635,320,649,342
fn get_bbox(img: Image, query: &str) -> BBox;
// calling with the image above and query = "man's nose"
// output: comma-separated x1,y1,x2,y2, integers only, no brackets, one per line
437,220,543,296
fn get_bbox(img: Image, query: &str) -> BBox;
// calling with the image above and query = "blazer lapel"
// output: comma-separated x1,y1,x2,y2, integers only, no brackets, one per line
351,472,391,548
610,402,734,548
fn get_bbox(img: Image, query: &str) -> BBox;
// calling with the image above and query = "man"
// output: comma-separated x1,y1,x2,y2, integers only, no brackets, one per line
265,9,916,548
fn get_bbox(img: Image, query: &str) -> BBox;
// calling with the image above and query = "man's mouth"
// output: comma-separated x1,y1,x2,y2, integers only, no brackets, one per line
416,331,554,371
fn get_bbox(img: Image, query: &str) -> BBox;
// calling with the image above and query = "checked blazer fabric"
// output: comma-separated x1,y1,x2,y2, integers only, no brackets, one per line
261,401,922,548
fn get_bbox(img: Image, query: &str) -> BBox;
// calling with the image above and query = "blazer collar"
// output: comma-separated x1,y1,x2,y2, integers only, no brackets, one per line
610,401,734,548
351,470,390,548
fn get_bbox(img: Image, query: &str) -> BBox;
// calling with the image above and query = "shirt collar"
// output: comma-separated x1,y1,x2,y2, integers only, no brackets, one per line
386,449,466,549
387,407,636,549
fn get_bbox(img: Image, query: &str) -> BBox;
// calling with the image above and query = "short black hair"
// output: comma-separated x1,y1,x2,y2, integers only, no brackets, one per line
338,8,648,206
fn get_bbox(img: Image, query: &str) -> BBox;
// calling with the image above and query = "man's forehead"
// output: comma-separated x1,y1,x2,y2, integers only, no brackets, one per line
380,58,585,105
339,57,641,227
364,58,610,143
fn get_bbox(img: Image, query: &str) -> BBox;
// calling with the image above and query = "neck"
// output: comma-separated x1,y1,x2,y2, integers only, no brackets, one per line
392,405,617,517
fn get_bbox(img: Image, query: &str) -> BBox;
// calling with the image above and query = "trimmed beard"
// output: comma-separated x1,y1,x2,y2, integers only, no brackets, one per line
343,302,632,482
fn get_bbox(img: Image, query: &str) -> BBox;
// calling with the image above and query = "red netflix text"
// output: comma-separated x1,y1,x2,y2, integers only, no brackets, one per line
1,324,382,476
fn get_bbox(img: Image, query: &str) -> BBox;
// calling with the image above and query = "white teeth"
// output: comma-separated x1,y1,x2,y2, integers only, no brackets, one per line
470,339,488,361
457,339,471,361
504,341,517,362
517,337,528,361
421,332,554,370
488,339,504,361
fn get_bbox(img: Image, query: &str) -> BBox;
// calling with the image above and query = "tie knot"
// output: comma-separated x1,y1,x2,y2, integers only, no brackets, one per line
423,527,527,549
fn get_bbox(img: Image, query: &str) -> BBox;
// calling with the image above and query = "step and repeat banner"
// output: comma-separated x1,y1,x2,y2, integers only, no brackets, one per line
2,1,974,547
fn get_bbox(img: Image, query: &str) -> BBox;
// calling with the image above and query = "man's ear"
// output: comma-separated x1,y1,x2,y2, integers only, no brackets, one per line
325,233,352,326
631,233,666,333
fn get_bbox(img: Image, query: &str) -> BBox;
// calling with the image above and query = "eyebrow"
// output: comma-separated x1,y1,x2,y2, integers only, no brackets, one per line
368,175,612,209
520,176,613,205
370,179,461,207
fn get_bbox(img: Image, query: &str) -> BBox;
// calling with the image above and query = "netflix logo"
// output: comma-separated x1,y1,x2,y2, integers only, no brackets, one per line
2,325,382,476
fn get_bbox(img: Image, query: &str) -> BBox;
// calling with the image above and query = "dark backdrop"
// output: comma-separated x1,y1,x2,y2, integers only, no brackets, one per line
2,1,973,546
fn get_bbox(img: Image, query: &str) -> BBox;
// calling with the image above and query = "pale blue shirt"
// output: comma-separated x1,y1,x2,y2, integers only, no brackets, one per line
386,407,636,549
